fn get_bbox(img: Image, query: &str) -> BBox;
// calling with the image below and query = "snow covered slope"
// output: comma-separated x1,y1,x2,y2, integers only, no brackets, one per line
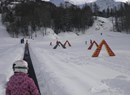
50,0,95,6
29,17,130,95
90,0,122,11
0,17,130,95
86,17,113,34
50,0,122,10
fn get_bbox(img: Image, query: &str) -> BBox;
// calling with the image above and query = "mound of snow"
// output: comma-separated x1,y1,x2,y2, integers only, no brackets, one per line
32,28,59,41
44,28,59,40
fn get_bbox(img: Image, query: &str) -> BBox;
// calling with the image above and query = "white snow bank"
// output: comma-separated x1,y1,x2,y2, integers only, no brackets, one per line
32,28,59,41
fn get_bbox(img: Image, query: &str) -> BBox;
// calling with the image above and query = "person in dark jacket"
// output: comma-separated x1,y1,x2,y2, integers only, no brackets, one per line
20,38,24,44
6,60,40,95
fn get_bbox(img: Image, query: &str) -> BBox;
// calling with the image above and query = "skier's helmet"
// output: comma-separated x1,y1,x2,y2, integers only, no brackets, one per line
13,60,28,73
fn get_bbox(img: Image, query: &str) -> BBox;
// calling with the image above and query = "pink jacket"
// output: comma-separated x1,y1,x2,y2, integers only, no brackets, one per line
6,72,40,95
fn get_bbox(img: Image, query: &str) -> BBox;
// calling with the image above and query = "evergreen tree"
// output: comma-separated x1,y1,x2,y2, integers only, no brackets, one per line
1,0,94,36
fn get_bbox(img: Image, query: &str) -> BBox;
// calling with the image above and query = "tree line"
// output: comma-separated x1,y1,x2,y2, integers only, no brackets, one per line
113,3,130,33
0,1,130,37
1,1,94,37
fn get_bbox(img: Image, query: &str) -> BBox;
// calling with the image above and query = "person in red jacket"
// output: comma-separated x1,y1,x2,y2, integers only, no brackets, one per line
6,60,40,95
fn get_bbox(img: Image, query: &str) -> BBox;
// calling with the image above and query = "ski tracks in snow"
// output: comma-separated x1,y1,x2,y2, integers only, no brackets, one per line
29,44,129,95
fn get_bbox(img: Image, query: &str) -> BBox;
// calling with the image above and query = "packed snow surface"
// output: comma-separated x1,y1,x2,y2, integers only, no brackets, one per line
0,17,130,95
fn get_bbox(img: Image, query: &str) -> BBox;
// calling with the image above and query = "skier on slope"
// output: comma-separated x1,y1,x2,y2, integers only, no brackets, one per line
20,38,24,44
6,60,40,95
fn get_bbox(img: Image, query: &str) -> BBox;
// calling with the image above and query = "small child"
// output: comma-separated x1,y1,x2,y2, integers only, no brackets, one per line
6,60,40,95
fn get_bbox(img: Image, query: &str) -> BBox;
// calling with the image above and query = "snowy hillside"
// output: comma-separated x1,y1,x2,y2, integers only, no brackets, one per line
90,0,122,11
50,0,123,11
50,0,95,6
50,0,64,6
0,17,130,95
86,17,113,34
